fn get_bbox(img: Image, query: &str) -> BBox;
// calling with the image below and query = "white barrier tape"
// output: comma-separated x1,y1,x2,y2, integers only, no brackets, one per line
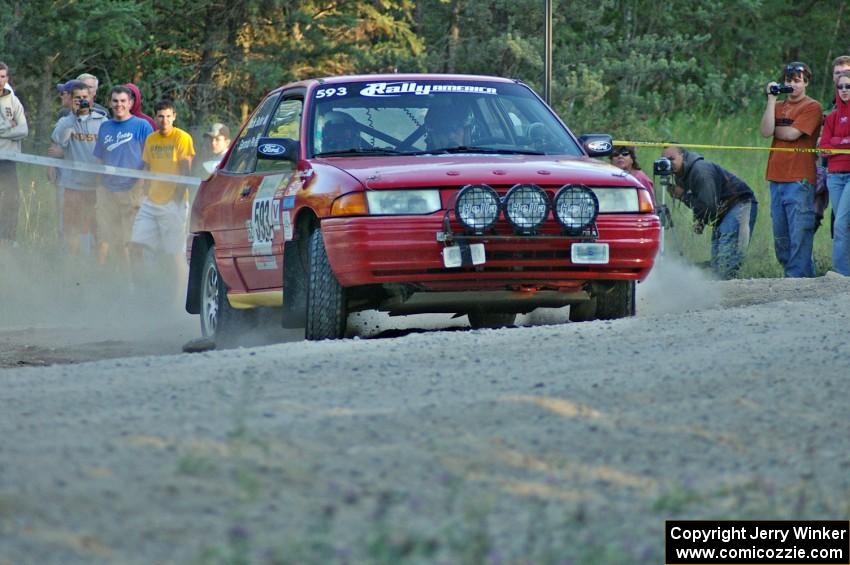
0,150,202,187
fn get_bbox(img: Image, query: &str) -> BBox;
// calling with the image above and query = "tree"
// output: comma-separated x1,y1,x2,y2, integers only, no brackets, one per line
0,0,149,146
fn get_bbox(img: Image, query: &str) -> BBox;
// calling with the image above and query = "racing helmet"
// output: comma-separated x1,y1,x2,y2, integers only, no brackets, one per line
320,111,361,152
423,103,469,148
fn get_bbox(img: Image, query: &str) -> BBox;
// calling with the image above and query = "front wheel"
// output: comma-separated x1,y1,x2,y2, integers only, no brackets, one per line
305,229,348,340
467,311,517,329
200,246,254,347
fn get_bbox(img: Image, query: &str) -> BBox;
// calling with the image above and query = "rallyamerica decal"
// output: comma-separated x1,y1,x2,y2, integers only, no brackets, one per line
360,82,498,97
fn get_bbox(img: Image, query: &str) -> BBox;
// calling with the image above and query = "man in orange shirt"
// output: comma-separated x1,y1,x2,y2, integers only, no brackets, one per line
130,99,195,297
760,62,823,277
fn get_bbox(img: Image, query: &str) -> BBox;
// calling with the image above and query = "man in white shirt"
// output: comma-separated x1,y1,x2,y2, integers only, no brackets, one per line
0,61,29,245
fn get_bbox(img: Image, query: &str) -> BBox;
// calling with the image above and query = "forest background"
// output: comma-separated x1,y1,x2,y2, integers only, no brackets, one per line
2,0,849,275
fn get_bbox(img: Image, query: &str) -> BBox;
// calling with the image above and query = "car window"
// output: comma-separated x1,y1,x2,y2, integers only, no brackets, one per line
256,97,302,174
309,80,582,156
223,92,280,174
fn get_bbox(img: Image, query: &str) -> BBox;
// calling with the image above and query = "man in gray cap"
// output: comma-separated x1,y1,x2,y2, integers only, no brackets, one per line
48,80,108,255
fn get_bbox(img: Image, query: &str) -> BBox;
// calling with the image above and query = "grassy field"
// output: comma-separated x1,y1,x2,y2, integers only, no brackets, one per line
10,109,835,277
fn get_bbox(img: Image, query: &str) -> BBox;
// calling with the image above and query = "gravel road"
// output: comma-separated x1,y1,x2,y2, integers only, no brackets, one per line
2,257,850,564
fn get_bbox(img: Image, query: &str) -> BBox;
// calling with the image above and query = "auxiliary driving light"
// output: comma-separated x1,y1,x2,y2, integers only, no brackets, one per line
504,184,550,233
553,184,599,234
454,184,500,233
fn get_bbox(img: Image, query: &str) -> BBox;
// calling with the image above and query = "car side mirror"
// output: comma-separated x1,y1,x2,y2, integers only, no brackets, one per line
257,137,299,161
577,134,614,157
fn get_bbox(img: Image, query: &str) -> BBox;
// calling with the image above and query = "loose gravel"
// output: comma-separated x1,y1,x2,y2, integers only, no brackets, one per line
2,266,850,563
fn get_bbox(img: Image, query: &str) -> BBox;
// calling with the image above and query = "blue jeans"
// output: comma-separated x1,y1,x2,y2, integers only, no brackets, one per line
711,200,758,279
827,172,850,275
769,181,816,277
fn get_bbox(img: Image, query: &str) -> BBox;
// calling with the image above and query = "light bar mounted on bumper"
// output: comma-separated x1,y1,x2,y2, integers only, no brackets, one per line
437,183,601,268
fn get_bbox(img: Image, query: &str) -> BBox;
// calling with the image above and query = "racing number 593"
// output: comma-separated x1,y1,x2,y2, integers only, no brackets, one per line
252,199,274,243
315,87,348,99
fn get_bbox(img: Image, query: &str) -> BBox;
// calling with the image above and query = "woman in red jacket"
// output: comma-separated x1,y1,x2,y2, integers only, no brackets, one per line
819,72,850,275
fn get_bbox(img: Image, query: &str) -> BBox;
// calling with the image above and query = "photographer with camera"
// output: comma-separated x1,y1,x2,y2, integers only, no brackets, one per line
760,61,823,278
48,80,107,255
658,147,758,279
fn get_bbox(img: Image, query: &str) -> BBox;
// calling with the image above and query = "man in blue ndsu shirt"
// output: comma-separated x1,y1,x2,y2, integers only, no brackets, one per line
93,84,153,267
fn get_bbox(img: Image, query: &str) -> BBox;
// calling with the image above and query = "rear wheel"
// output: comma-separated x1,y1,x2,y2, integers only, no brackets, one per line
200,247,254,347
468,311,517,329
595,281,636,320
305,229,348,340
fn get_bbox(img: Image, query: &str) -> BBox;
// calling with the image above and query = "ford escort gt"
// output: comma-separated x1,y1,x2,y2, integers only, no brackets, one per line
185,74,660,343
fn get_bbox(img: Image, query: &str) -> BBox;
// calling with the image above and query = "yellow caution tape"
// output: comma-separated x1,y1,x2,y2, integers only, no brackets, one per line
613,140,850,155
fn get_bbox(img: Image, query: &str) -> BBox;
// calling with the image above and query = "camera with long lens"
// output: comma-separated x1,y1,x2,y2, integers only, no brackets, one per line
653,157,673,176
653,157,674,228
769,84,794,95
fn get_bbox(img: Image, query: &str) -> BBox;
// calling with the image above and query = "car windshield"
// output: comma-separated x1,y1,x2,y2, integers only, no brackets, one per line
310,79,582,157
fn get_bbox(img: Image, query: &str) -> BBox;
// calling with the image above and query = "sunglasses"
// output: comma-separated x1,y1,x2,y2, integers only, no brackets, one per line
837,84,850,91
785,63,807,74
611,149,632,157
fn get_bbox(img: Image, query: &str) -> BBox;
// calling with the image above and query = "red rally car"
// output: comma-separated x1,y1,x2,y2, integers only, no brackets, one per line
185,74,660,343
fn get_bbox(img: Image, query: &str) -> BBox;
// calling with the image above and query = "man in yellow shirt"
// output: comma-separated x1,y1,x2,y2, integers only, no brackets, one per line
130,100,195,297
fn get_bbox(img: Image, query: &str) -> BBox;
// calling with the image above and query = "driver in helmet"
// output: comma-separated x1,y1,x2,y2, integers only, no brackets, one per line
319,111,362,153
423,104,469,149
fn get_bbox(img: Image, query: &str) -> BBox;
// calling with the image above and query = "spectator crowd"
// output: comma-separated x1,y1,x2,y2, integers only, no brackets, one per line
0,64,232,298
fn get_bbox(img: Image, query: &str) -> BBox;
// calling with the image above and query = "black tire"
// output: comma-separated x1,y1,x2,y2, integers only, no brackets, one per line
594,281,636,320
468,311,517,329
199,247,253,347
305,229,347,340
568,298,597,322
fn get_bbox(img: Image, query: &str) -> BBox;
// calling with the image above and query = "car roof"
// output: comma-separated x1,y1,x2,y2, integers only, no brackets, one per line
271,73,522,94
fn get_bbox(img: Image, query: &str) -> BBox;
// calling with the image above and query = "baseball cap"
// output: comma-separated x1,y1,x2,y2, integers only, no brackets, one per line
56,80,86,93
204,122,230,138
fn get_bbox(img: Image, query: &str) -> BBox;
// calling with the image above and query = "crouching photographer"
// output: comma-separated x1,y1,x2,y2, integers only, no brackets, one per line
659,146,759,279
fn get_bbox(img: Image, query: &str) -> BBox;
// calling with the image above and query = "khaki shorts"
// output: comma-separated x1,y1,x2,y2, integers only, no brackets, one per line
130,198,187,254
96,184,144,249
62,188,97,239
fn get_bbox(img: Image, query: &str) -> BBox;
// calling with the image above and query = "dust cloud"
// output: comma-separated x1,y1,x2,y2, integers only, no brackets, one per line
0,244,198,356
637,255,722,315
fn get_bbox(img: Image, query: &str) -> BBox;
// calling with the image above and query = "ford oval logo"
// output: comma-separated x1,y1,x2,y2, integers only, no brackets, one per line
259,143,286,156
587,140,613,153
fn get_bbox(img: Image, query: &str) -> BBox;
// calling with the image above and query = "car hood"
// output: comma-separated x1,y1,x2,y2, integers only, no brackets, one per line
315,154,638,189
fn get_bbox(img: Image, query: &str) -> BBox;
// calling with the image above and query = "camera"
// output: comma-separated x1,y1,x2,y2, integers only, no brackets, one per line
77,99,90,109
653,157,673,176
769,84,794,95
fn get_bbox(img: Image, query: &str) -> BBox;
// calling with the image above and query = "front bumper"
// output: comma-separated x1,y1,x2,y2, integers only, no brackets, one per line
322,213,660,290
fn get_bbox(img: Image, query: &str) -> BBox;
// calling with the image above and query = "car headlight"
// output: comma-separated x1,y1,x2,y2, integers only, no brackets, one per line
454,184,500,233
592,188,639,212
365,189,442,215
503,183,549,233
553,184,599,234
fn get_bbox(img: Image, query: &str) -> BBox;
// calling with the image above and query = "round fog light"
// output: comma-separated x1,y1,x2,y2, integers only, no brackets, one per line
504,184,550,233
553,184,599,234
454,184,500,233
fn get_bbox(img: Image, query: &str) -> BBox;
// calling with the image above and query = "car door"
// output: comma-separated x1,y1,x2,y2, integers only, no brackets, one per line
231,91,305,291
206,91,282,264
